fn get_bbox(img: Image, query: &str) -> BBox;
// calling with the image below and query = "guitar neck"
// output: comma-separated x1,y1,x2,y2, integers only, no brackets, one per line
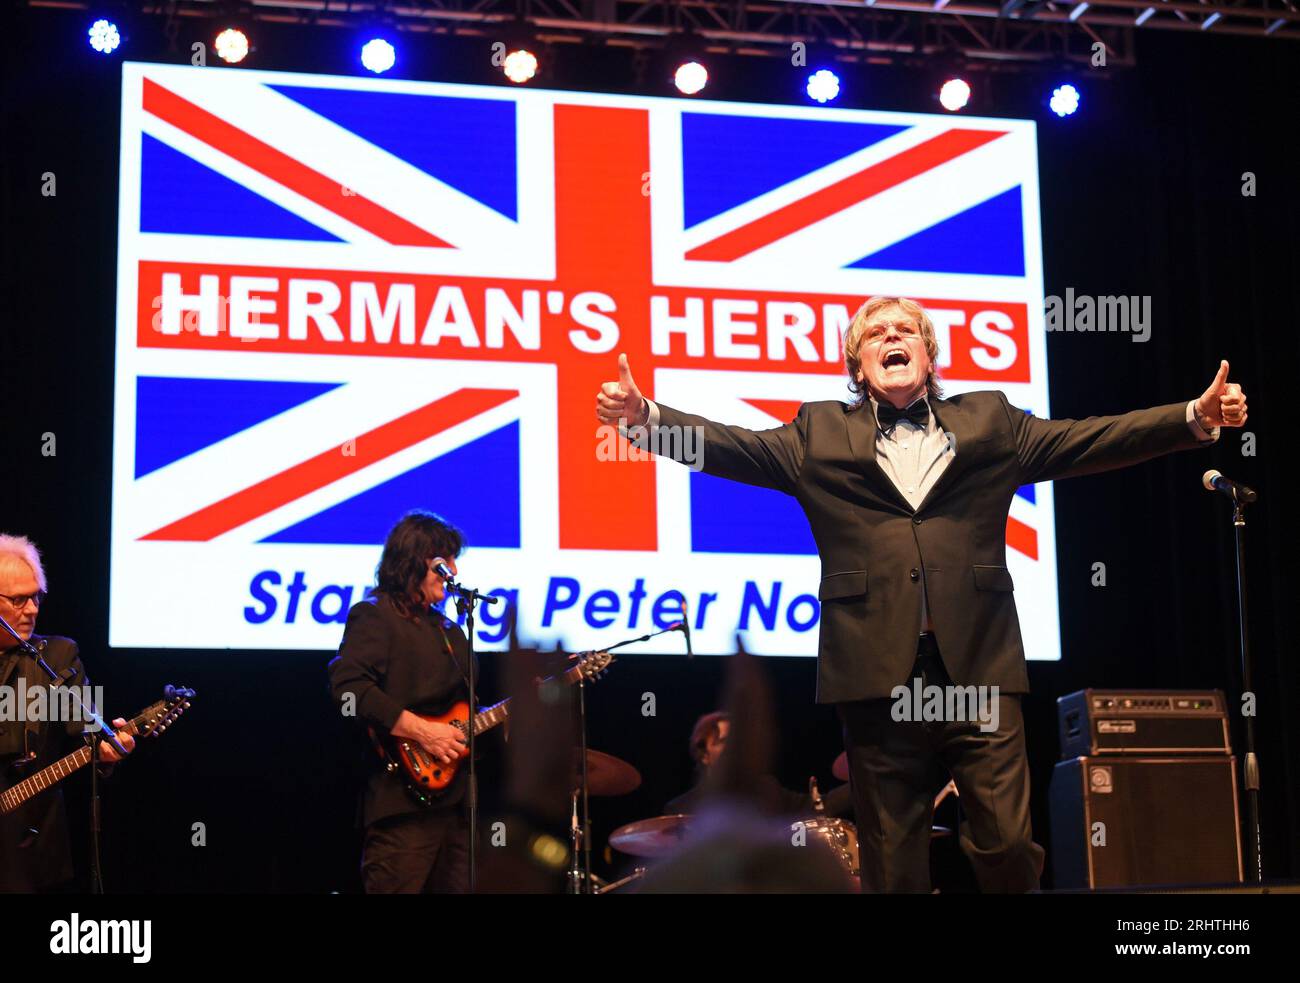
0,743,95,815
0,714,147,815
466,660,592,737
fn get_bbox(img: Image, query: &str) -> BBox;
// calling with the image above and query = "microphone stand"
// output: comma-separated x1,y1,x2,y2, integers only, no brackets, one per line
568,621,691,893
602,622,690,653
444,580,499,894
0,614,127,895
1225,488,1263,881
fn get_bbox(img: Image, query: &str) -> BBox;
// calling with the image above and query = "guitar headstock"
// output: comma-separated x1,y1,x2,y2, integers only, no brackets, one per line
131,685,195,739
575,650,614,681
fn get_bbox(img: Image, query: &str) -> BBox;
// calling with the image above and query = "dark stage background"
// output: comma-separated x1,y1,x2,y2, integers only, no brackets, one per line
2,10,1297,891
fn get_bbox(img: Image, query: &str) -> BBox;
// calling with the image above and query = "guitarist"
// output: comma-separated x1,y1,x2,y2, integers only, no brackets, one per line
0,535,134,893
328,510,477,894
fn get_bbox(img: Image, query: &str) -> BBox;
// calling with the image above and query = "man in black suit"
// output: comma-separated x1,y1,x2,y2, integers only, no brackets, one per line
0,534,134,893
596,296,1248,892
328,510,476,894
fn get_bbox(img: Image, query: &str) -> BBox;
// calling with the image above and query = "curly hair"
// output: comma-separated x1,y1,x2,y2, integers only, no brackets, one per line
374,510,464,620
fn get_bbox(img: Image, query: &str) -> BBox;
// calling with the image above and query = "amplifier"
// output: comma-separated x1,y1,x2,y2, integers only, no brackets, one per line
1057,689,1231,757
1049,756,1243,889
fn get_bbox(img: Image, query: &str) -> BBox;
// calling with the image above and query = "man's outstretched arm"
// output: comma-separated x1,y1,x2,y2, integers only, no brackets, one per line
1011,360,1248,485
595,353,809,495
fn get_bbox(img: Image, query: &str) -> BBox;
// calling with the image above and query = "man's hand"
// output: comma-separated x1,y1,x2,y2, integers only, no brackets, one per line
595,353,649,428
1195,360,1248,429
97,718,135,763
393,710,468,765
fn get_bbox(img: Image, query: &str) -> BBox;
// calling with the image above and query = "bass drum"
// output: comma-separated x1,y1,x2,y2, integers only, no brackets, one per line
800,816,859,877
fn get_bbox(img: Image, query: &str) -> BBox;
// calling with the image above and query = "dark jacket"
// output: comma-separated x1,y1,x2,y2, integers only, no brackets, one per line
653,392,1206,703
0,635,90,893
328,594,476,827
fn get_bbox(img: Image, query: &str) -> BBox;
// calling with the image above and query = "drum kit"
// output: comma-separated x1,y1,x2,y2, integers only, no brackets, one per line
566,746,960,893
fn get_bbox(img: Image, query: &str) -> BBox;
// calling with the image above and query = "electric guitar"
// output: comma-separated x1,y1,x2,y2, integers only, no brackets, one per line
0,686,194,815
374,650,613,806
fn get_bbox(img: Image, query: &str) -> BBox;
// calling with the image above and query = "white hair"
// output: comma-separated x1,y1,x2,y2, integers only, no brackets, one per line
0,534,47,591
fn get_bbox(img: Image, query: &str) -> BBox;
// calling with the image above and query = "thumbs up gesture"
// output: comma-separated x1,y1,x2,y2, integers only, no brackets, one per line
1195,360,1248,428
596,353,649,428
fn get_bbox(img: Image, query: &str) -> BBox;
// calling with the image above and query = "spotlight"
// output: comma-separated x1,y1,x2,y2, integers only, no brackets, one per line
360,38,396,74
939,78,971,112
503,48,539,84
806,69,841,104
674,61,708,96
1049,83,1081,117
88,19,121,55
215,28,250,65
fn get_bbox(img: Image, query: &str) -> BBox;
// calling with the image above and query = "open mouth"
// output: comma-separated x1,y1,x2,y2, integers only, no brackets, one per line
881,348,910,370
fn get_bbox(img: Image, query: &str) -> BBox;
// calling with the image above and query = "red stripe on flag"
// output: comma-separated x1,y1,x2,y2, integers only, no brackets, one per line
685,129,1008,263
1006,515,1039,560
141,78,452,248
141,388,517,542
742,399,804,424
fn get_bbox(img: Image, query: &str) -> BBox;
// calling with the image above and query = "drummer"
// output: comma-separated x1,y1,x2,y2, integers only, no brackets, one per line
665,711,853,818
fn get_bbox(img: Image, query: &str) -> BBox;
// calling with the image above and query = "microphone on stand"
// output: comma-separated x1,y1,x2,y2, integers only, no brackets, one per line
432,559,500,607
1202,470,1258,504
675,598,694,659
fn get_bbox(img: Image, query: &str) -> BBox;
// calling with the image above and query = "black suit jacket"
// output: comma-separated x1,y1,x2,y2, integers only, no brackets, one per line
328,594,476,826
0,635,90,892
653,392,1207,703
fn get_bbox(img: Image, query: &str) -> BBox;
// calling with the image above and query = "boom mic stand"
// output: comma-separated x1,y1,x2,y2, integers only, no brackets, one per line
569,620,691,893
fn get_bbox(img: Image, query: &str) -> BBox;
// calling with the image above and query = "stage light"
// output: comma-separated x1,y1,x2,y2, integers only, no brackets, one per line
215,28,250,65
806,69,841,104
88,19,121,54
1049,83,1081,117
360,38,396,74
674,61,708,96
939,78,971,112
503,48,539,84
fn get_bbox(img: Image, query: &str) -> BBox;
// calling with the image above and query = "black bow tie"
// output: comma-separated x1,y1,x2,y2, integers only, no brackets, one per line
875,399,930,433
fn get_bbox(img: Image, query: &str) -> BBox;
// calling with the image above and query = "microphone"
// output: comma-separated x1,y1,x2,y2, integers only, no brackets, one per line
676,598,694,659
432,559,457,583
1202,470,1258,504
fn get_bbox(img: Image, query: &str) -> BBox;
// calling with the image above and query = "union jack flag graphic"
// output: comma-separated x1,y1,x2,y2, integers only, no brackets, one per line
111,62,1057,658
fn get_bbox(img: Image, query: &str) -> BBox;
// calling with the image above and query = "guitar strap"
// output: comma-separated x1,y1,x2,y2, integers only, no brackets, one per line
434,618,470,689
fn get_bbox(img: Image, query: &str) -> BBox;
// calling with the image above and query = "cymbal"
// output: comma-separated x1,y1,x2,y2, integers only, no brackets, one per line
573,748,641,796
609,814,692,858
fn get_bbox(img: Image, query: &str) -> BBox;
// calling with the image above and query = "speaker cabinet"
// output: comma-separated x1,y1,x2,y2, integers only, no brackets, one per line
1049,756,1243,889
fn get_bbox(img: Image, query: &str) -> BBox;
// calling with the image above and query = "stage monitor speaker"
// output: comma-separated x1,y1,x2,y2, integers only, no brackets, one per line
1049,756,1243,890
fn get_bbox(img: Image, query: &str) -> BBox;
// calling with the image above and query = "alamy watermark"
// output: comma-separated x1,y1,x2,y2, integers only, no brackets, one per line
0,680,107,726
1044,289,1151,343
890,678,1001,733
597,423,706,470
